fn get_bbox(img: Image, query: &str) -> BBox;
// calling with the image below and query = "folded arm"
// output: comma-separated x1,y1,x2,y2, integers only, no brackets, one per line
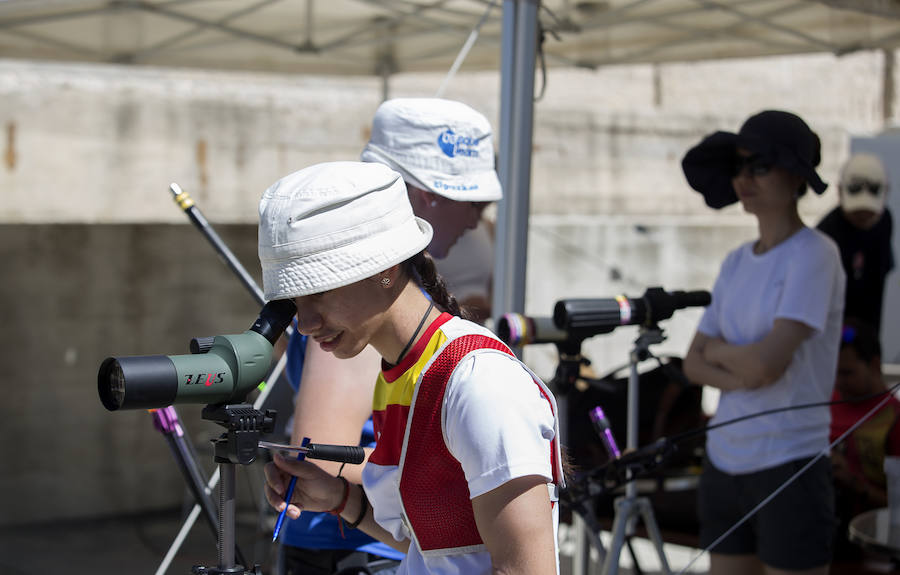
703,318,814,389
683,331,748,391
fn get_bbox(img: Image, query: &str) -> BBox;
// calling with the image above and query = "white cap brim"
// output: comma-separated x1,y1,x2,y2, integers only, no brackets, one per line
362,144,502,202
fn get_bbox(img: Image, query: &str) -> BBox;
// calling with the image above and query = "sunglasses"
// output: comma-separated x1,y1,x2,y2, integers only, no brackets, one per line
733,154,774,178
844,180,882,195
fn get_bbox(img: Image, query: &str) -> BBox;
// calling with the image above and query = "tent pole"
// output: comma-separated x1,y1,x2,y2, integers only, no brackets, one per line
494,0,538,342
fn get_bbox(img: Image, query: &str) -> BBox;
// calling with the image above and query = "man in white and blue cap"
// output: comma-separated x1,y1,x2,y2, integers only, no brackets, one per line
362,98,502,259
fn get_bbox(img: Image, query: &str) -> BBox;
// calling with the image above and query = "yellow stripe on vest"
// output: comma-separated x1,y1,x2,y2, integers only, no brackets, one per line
372,330,448,411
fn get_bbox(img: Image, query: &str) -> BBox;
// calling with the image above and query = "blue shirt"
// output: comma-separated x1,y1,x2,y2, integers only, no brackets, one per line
280,328,404,559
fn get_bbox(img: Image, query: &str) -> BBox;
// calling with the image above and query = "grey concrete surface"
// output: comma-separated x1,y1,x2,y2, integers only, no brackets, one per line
0,223,267,527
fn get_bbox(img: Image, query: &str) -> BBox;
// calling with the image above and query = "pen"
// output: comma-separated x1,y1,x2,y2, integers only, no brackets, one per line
272,436,310,542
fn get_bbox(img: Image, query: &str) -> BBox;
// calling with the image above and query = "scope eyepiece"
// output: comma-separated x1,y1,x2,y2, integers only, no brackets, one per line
251,299,297,346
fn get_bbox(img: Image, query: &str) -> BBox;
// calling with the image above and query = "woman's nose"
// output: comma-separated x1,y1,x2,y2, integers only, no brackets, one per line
293,300,322,334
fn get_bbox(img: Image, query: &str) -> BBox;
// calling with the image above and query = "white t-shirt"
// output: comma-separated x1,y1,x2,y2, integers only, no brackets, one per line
362,316,560,575
698,227,845,474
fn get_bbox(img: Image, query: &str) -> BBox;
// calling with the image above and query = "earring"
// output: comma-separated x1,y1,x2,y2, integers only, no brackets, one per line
381,277,391,287
430,201,438,207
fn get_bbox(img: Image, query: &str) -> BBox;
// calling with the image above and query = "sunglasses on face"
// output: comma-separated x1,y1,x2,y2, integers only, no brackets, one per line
733,154,774,178
844,180,883,195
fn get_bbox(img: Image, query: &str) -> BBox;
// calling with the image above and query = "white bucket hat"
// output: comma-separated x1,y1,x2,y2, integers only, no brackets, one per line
258,161,433,300
840,153,888,214
360,98,502,202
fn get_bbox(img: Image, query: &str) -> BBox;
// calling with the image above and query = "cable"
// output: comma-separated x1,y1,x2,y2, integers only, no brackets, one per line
667,379,900,446
435,0,498,98
569,381,900,501
676,384,900,575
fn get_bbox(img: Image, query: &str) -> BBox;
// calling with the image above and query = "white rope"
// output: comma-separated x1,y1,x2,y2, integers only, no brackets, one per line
676,390,898,574
435,0,499,98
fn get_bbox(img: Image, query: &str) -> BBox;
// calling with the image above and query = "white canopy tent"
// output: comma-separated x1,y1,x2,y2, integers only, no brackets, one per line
2,1,900,75
3,0,900,319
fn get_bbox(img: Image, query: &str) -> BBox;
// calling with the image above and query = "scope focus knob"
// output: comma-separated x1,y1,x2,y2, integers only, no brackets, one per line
190,336,216,354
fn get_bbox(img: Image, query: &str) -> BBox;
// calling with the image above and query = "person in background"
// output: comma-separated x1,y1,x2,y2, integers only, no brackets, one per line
829,317,900,563
681,110,845,575
260,161,565,574
433,217,495,325
275,98,503,575
817,152,894,332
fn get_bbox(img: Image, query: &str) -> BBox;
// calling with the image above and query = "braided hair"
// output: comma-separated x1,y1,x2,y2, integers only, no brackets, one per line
406,251,474,321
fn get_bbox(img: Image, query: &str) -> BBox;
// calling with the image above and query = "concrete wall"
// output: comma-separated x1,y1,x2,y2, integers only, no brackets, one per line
0,223,264,525
0,50,897,525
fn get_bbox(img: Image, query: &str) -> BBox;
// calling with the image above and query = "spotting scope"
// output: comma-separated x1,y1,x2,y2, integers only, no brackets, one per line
98,299,296,411
553,287,711,336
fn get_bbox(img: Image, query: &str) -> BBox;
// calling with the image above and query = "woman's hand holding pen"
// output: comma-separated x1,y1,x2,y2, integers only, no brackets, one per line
264,452,345,519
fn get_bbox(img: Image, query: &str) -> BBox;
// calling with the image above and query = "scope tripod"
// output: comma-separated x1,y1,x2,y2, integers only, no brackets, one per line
548,341,610,573
557,327,675,575
598,325,672,575
191,403,276,575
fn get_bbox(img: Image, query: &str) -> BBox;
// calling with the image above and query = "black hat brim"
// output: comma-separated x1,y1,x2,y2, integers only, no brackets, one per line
681,131,741,209
682,131,828,210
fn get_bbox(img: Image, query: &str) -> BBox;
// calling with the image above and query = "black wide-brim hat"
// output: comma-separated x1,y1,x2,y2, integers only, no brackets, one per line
682,110,828,209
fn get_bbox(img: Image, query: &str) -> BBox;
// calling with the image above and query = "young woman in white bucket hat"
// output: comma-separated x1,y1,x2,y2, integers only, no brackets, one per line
274,99,506,575
260,161,565,575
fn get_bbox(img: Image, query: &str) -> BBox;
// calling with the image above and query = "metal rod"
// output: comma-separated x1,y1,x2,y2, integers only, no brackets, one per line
494,0,539,332
170,183,266,306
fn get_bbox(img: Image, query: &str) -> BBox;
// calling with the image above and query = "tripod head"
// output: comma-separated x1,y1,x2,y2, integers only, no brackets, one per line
202,404,277,466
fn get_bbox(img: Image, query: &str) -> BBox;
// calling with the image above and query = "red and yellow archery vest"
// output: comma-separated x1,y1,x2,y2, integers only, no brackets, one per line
369,313,563,555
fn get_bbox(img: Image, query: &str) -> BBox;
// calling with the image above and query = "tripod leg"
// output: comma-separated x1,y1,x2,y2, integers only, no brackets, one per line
573,513,591,575
580,504,608,567
638,499,672,575
625,537,643,575
154,407,248,567
600,498,632,575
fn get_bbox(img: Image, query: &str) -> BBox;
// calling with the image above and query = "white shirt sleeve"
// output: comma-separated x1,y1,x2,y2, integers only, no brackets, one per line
441,350,555,499
697,248,738,338
775,234,843,333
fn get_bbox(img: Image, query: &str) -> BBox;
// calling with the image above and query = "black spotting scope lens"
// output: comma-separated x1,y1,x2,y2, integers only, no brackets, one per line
106,360,125,409
98,355,178,411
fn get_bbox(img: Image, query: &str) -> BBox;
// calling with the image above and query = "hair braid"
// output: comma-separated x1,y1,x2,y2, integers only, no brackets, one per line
409,252,473,321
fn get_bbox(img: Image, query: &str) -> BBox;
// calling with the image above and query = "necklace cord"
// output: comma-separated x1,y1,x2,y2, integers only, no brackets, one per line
395,301,434,365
